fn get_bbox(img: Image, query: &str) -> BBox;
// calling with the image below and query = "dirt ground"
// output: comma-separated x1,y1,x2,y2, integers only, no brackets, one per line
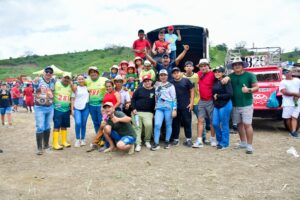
0,109,300,200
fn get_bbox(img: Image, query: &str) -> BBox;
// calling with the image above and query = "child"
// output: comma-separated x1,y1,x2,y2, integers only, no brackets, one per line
118,60,129,79
0,83,13,128
125,62,138,92
139,60,156,82
165,25,182,61
152,30,171,63
110,65,119,80
134,56,144,77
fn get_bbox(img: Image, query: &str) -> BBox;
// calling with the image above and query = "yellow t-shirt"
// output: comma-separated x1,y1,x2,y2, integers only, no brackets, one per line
86,77,108,106
183,73,200,105
139,69,156,82
54,81,72,112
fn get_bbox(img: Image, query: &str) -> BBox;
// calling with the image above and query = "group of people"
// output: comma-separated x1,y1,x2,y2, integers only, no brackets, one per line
1,27,300,156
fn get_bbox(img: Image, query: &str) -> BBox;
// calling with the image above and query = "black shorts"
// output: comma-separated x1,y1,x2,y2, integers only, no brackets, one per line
53,109,70,129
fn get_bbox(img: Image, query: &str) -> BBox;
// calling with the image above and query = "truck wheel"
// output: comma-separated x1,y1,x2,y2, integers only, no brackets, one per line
283,118,300,132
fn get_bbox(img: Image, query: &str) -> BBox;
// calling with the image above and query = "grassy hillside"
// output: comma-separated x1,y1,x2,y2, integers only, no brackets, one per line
0,45,299,81
0,46,134,80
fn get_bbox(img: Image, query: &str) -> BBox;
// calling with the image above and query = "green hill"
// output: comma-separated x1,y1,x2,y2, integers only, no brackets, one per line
0,46,134,80
0,45,299,81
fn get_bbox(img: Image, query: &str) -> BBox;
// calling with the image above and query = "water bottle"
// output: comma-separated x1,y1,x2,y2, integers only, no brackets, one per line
135,114,140,128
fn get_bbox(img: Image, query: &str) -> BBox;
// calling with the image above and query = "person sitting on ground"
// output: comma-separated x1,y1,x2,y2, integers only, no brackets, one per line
164,25,182,60
0,83,13,128
131,75,156,152
280,67,300,139
152,30,171,63
125,62,138,92
52,72,73,150
170,67,194,147
145,45,189,81
101,101,136,155
132,29,151,60
109,65,119,80
139,60,156,82
118,60,129,79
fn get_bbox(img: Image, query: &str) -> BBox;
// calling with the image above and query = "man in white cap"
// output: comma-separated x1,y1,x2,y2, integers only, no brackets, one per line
101,101,136,155
228,57,259,154
280,67,300,139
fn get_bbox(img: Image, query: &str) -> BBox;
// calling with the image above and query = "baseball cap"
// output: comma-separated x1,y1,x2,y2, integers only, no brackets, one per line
198,58,210,66
159,69,168,75
110,65,119,70
213,66,225,73
102,102,114,108
172,67,181,73
184,61,194,66
44,66,54,72
167,25,174,30
162,54,169,58
142,74,152,82
62,72,72,78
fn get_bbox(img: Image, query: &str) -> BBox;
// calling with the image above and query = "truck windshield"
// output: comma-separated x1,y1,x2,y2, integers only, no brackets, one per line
252,71,280,82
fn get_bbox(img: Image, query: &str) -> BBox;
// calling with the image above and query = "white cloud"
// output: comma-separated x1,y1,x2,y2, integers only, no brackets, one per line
0,0,299,59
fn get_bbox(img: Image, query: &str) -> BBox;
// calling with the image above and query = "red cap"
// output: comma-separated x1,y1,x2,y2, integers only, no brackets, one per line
167,25,174,30
142,74,152,82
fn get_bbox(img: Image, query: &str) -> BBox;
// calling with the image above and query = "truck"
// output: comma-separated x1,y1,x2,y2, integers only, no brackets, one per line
225,47,299,130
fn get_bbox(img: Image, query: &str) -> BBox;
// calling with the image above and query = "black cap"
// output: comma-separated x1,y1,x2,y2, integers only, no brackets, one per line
172,67,181,73
162,53,169,58
213,67,225,73
184,61,194,66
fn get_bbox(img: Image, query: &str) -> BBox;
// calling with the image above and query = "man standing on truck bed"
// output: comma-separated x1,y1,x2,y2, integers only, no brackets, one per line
279,68,300,139
228,57,259,154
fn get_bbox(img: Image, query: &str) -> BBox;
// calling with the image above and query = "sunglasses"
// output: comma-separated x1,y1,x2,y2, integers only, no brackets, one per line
45,70,53,74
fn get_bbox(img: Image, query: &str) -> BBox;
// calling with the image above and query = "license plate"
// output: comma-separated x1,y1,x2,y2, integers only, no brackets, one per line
258,88,271,92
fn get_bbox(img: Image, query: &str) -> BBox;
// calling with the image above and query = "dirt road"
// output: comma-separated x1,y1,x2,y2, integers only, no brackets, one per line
0,111,299,200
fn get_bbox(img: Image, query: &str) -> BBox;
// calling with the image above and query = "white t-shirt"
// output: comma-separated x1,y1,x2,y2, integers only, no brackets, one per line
279,78,300,107
72,86,89,110
118,89,130,110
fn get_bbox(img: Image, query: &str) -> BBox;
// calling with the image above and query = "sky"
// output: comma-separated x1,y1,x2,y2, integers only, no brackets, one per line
0,0,299,59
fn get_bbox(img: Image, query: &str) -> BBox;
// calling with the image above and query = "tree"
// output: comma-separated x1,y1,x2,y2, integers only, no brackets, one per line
216,43,228,51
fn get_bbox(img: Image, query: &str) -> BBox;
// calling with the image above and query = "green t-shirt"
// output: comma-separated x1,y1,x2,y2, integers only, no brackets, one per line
229,71,257,107
53,81,72,112
126,73,138,79
107,111,136,138
86,77,108,106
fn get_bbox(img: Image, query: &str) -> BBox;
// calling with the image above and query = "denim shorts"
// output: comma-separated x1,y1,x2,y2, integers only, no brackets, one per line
110,130,136,145
0,107,12,115
53,109,70,128
12,98,19,105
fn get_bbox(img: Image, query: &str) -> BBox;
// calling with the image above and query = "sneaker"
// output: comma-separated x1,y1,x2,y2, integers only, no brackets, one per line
164,142,170,149
289,132,300,139
192,140,203,148
86,144,98,152
128,145,135,155
74,140,81,148
135,144,141,152
217,145,228,150
145,142,152,149
216,144,222,149
98,146,107,152
151,143,160,151
183,140,193,147
246,145,253,154
234,142,247,149
172,140,179,146
80,140,86,146
203,138,210,145
210,138,217,147
7,125,14,129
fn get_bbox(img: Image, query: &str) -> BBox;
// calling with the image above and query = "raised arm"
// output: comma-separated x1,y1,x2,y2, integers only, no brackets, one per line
176,30,182,41
145,51,157,67
175,45,189,66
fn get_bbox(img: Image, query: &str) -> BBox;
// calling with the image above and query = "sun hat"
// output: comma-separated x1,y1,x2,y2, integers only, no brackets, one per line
227,57,249,69
134,56,143,63
88,66,99,75
110,65,119,71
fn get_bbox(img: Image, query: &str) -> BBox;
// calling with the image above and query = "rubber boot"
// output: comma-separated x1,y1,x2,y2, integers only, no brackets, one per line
61,129,71,148
36,133,43,155
43,130,50,149
52,131,63,150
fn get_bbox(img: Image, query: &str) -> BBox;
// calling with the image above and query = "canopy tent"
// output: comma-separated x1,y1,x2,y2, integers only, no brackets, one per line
32,65,65,76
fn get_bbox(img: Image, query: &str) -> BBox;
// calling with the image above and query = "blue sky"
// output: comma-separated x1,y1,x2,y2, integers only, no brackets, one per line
0,0,299,59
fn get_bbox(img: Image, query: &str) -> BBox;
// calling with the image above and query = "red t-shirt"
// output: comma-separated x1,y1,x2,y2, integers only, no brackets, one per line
132,39,151,58
154,40,169,52
197,71,215,101
11,87,21,99
103,91,117,106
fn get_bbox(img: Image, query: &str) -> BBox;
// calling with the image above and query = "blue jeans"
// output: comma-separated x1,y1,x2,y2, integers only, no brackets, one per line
74,106,89,140
154,107,173,144
169,50,176,61
212,100,232,147
34,105,54,134
193,105,207,140
89,104,102,134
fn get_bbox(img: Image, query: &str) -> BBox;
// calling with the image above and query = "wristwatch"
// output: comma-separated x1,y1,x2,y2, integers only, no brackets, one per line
248,88,252,93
